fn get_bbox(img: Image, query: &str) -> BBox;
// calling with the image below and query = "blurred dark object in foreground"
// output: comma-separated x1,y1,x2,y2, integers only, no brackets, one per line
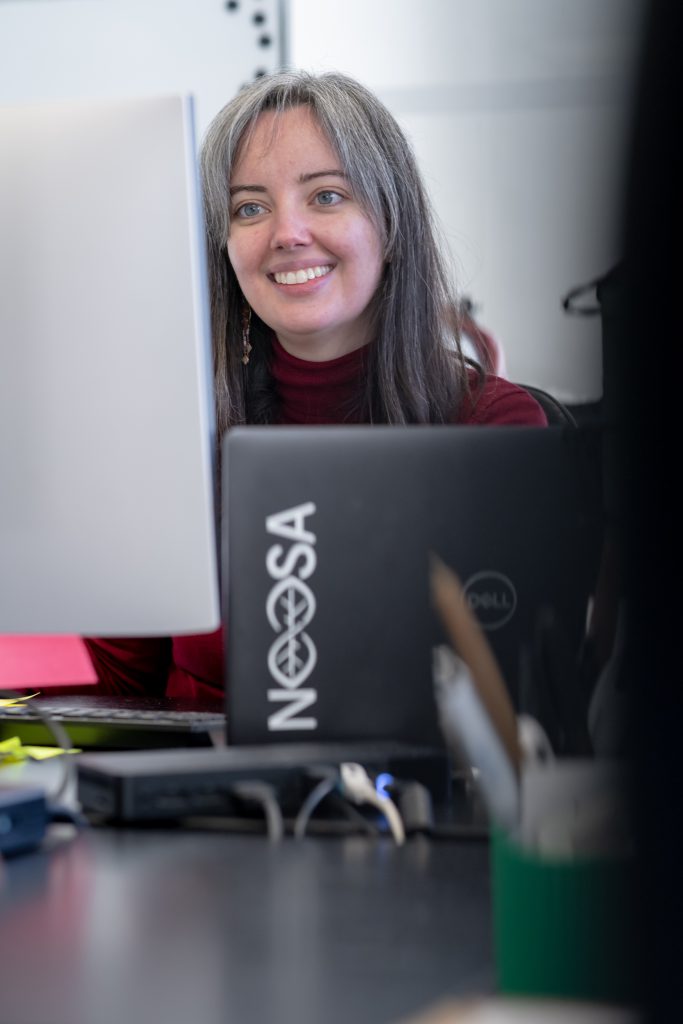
620,2,683,1019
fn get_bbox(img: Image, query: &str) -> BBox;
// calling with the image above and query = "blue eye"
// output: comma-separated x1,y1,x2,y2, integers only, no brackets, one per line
315,190,342,207
236,202,265,219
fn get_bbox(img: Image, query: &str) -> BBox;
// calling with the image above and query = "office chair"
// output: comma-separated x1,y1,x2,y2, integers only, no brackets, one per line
516,384,578,427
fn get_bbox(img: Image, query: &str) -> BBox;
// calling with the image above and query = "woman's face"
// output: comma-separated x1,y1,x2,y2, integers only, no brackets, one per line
227,106,385,361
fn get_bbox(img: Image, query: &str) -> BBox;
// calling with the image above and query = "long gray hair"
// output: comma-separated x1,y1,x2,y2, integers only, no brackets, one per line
200,69,472,434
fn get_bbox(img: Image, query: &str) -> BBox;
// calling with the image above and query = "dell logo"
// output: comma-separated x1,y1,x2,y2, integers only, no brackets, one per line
463,571,517,631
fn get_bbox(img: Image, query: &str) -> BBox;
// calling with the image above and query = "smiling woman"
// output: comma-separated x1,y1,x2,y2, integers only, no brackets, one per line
201,69,547,436
84,70,546,700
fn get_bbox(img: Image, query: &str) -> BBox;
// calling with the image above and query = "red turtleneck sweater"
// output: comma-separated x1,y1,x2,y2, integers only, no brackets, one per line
84,339,546,700
269,338,545,427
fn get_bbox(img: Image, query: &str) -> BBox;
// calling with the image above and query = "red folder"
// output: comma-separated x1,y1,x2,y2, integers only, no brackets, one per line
0,635,98,688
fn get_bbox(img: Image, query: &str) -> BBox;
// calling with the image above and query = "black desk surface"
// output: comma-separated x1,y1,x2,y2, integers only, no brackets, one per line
0,826,493,1024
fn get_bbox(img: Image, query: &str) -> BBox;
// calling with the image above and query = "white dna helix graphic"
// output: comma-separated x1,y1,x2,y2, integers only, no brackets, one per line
266,576,318,688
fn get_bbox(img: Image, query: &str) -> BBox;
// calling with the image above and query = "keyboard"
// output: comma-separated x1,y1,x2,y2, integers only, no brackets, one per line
0,695,226,750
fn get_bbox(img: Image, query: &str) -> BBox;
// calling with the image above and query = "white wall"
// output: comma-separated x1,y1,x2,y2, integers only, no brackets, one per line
0,0,283,140
288,0,645,402
0,0,645,401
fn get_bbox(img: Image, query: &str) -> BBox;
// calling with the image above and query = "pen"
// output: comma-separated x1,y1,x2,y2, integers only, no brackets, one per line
433,644,520,830
429,553,522,775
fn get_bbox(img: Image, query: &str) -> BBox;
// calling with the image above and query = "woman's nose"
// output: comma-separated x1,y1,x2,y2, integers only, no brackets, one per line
269,203,313,250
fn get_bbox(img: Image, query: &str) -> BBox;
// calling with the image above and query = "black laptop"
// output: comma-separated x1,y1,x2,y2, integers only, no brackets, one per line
222,425,604,748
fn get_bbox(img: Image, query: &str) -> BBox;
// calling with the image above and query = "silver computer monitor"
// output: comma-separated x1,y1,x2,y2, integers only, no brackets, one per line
0,94,220,635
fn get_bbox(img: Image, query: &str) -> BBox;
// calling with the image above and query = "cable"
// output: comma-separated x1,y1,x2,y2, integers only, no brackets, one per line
0,690,76,802
392,780,435,835
48,805,89,829
293,772,339,839
228,781,284,843
340,763,405,846
293,766,380,840
325,792,381,836
26,705,76,804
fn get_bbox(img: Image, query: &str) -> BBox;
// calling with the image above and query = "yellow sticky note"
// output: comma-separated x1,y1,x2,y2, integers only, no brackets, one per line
0,693,40,708
0,736,22,754
21,745,80,760
0,735,80,765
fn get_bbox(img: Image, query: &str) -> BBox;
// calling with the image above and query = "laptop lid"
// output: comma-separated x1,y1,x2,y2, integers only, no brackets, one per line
223,425,603,746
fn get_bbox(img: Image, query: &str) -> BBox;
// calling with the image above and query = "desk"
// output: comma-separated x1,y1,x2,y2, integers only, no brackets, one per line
0,825,493,1024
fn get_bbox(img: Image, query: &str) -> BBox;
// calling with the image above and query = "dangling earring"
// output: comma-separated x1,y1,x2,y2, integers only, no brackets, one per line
241,303,252,366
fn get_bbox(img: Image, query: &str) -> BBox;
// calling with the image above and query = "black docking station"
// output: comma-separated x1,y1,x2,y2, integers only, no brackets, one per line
76,742,450,823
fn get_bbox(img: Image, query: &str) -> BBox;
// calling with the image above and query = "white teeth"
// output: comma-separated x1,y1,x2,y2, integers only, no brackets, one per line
273,265,332,285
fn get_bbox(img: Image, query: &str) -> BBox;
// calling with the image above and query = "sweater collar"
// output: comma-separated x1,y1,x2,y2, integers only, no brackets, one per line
269,335,367,424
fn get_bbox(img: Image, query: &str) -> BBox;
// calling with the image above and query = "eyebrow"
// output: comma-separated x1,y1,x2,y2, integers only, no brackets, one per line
229,169,347,197
300,169,346,183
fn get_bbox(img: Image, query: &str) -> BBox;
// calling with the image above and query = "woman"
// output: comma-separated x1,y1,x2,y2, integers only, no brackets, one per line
85,70,545,699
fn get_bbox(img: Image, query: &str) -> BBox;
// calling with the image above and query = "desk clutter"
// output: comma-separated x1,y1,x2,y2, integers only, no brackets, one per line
1,548,636,1015
429,557,636,1006
75,742,464,844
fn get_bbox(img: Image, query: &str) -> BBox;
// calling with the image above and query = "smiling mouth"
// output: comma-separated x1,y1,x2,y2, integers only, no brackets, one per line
271,264,333,285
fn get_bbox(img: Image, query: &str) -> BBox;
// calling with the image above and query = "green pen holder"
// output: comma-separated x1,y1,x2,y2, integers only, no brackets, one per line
491,827,638,1003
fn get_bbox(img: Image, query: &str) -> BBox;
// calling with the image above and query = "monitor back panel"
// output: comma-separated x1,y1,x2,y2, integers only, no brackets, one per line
0,95,219,634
